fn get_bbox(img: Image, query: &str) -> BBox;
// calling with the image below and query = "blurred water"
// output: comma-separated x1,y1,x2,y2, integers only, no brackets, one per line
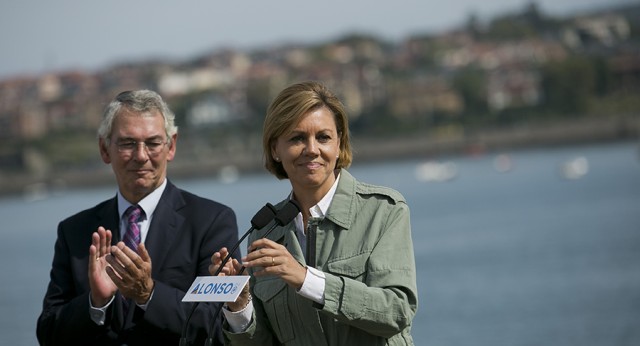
1,140,639,345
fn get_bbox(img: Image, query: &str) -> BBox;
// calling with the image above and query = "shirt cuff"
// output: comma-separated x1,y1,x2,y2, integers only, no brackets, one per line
135,288,154,311
89,294,115,326
297,266,325,305
222,299,254,333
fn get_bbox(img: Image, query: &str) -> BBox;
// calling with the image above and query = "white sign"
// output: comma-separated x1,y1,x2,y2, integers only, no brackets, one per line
182,276,250,302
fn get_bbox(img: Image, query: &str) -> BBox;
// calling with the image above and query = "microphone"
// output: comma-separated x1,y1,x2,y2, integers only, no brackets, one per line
212,203,277,276
179,203,277,346
204,199,301,345
238,199,301,274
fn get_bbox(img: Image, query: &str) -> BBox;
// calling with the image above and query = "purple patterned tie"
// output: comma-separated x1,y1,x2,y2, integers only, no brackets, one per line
123,205,143,251
121,205,143,313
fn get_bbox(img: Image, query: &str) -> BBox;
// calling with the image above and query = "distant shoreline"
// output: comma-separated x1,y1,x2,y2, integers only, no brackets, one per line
3,115,638,200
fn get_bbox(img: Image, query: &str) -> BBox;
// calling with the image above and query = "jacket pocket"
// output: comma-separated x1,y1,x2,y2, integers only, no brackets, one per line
325,251,369,279
325,252,370,320
253,277,295,342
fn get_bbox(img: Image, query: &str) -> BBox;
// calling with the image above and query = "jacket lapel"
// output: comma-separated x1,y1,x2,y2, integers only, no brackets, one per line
283,223,305,265
98,196,122,241
144,181,186,276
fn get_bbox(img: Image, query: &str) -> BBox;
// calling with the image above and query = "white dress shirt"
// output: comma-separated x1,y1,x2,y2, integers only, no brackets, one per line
89,179,167,325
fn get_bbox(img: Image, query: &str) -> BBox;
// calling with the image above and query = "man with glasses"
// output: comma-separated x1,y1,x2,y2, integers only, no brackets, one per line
37,90,239,345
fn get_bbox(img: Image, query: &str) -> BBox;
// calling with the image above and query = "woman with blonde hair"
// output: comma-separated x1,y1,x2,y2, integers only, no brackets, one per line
211,81,418,345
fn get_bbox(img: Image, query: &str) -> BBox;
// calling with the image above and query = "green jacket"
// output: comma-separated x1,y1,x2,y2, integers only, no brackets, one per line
224,169,418,345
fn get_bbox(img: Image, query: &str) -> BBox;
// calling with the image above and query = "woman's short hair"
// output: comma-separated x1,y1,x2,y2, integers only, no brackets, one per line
263,81,352,179
97,89,178,146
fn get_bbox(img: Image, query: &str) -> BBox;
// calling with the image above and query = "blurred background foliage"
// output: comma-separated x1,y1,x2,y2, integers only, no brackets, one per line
0,1,638,194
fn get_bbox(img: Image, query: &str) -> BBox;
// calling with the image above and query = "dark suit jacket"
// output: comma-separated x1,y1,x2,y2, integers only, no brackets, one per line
37,180,240,346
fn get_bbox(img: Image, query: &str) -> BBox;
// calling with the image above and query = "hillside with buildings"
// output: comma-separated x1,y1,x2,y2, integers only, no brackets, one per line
0,2,639,196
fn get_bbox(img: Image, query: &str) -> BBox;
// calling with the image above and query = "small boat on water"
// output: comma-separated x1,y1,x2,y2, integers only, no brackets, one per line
493,153,514,173
559,156,589,180
415,161,457,182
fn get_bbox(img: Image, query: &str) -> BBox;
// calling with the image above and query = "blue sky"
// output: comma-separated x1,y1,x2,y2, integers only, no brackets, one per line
0,0,635,79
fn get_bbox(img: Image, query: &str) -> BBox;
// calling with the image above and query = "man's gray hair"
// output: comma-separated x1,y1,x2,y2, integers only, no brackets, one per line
97,89,178,146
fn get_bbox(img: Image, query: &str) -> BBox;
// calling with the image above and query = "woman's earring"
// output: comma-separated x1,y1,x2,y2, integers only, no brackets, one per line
274,157,280,162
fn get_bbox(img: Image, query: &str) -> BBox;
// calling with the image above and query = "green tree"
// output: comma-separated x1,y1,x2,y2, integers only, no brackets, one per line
540,56,596,115
453,67,488,119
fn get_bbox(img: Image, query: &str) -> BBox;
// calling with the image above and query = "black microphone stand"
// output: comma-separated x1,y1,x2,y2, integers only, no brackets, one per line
178,203,277,346
203,199,301,346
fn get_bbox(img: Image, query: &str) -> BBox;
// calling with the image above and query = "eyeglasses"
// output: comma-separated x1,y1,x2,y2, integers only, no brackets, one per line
116,140,167,156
